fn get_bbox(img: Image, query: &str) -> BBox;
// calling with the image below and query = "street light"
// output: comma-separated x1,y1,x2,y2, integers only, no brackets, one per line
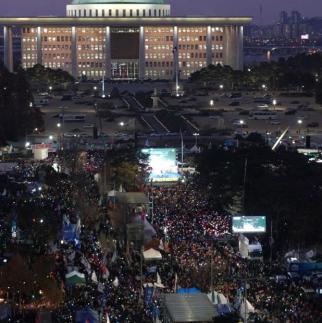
119,121,125,127
25,142,30,148
49,135,53,140
57,123,61,128
176,85,180,97
219,84,224,90
193,132,200,146
298,119,303,135
262,84,267,90
272,99,277,109
93,86,98,91
48,86,53,92
239,119,245,125
209,99,214,107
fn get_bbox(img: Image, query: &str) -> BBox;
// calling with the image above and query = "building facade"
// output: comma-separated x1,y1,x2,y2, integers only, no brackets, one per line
1,0,251,80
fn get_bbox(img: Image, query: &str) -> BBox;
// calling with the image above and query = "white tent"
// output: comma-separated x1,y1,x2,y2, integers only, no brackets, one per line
108,190,118,197
240,299,255,321
238,234,249,259
91,271,98,283
65,270,85,279
207,292,228,305
113,277,119,288
143,248,162,261
154,272,165,288
190,145,201,153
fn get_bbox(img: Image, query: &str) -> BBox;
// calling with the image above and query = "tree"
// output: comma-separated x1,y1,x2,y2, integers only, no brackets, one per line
189,53,322,92
104,148,148,191
26,64,74,86
0,66,43,143
194,145,322,249
0,254,35,295
315,81,322,104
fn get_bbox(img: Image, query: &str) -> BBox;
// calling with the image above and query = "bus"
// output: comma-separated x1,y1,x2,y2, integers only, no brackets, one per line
250,111,277,120
59,114,86,122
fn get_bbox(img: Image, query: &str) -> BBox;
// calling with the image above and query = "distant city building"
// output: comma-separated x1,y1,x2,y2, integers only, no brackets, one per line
279,11,288,25
0,0,251,80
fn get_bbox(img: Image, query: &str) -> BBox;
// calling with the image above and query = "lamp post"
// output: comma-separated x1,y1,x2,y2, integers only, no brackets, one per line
297,119,303,135
119,120,136,147
272,99,277,111
209,99,214,108
57,123,61,150
101,74,106,98
193,132,199,146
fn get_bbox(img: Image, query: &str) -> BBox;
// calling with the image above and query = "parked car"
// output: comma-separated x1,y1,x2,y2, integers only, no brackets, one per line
270,120,281,125
307,122,319,128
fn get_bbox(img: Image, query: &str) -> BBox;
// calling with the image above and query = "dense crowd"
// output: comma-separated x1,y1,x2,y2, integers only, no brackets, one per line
150,182,322,322
1,152,322,322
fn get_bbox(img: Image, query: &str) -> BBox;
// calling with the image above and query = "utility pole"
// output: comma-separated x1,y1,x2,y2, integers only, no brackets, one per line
210,243,214,303
242,158,248,212
62,105,65,150
180,129,184,164
244,279,248,323
270,219,273,269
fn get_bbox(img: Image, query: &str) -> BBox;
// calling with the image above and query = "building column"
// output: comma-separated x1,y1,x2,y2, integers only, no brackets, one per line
3,26,13,73
173,26,179,82
139,26,145,81
223,26,230,68
236,26,244,70
37,26,42,65
223,26,237,70
105,26,111,79
71,26,77,78
206,26,212,66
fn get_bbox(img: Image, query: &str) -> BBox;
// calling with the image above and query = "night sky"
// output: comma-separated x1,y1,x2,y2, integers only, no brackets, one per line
1,0,322,24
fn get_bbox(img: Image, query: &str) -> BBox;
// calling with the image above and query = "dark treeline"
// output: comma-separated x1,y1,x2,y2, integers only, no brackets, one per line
194,144,322,250
190,53,322,102
0,65,43,144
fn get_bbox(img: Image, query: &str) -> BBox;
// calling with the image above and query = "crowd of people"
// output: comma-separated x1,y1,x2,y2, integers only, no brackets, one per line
150,181,322,322
1,151,322,322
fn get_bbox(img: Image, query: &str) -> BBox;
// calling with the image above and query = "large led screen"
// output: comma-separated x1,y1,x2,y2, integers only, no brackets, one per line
141,148,180,182
232,216,266,233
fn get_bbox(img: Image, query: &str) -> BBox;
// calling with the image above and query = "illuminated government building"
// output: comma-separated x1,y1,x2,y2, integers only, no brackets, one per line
0,0,251,80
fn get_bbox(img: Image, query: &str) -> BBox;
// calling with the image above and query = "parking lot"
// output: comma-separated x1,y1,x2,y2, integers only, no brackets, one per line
32,82,322,148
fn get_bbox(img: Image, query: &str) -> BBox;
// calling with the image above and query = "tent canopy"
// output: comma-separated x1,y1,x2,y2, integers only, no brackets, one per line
207,291,228,305
116,192,149,205
177,287,201,294
108,190,118,197
75,308,99,323
65,271,86,286
240,299,256,321
164,293,215,322
143,248,162,261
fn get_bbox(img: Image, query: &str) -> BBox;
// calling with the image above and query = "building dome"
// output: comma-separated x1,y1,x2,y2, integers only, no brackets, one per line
71,0,165,3
67,0,170,17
